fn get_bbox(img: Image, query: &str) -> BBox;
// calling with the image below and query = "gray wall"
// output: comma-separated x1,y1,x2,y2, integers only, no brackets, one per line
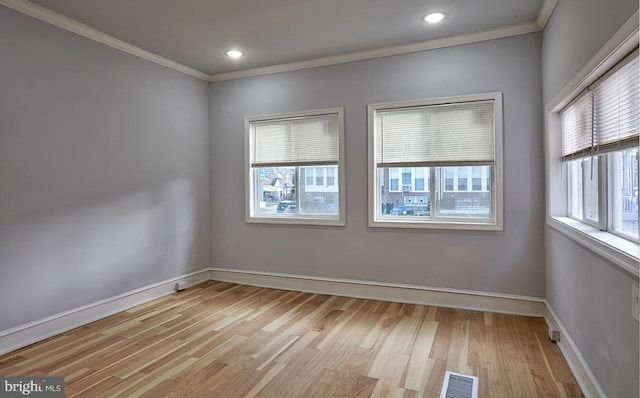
542,0,639,396
210,33,545,298
2,2,635,395
0,7,210,331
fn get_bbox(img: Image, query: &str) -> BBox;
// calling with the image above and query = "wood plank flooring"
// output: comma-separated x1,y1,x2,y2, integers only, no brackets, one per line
0,281,583,397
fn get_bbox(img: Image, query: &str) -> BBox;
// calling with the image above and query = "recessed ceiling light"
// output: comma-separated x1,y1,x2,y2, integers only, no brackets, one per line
423,12,446,23
226,50,243,59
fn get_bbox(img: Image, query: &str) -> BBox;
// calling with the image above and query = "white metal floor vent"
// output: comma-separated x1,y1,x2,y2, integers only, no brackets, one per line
440,371,479,398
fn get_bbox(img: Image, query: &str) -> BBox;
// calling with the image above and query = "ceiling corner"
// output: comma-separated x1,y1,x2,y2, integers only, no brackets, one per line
0,0,210,81
536,0,558,30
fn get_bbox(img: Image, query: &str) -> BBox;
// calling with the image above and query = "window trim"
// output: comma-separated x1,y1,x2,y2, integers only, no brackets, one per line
367,92,504,231
544,16,639,277
566,156,603,228
245,107,346,226
606,149,639,242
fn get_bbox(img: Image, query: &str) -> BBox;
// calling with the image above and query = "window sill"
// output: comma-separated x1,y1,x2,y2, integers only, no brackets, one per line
548,216,639,277
247,215,345,227
369,218,502,231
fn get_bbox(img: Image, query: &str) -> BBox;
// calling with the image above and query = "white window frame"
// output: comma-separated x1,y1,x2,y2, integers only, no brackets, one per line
368,92,504,231
245,107,346,226
544,17,639,277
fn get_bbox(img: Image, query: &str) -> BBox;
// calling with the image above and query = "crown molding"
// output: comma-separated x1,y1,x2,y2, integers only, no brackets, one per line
2,0,551,83
209,20,541,81
537,0,558,29
545,10,639,113
0,0,210,81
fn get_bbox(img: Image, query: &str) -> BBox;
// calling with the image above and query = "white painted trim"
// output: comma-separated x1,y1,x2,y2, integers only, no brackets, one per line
545,11,639,113
2,0,544,83
0,269,211,356
536,0,558,30
544,301,607,398
0,265,603,398
210,267,604,397
366,92,504,232
244,107,346,227
549,217,639,277
209,21,541,82
209,267,546,317
0,0,209,81
544,13,640,277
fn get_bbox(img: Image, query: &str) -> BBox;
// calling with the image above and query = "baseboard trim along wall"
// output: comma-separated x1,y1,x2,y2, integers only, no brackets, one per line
0,268,210,356
0,266,602,398
209,267,546,317
211,268,603,396
544,301,606,398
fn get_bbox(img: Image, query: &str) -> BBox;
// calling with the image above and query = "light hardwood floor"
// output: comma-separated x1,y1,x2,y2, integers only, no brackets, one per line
0,281,583,397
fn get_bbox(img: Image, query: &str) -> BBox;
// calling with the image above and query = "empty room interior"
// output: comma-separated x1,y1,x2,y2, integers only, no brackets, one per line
0,0,639,397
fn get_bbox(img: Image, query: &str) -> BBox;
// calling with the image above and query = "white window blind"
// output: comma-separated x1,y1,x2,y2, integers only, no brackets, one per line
560,91,593,158
561,50,639,160
251,114,339,166
593,50,639,153
375,101,495,167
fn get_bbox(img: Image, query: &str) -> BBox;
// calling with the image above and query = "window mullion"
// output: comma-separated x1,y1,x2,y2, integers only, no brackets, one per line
295,166,300,216
491,165,496,220
599,154,608,231
579,160,585,223
430,168,436,219
580,160,594,226
252,167,258,216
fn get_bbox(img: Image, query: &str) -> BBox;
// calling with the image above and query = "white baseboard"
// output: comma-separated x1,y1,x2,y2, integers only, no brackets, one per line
2,266,602,398
0,268,211,356
209,267,546,317
213,268,607,396
544,301,606,398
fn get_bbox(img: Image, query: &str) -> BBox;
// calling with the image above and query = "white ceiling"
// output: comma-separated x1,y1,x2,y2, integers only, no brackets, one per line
17,0,547,77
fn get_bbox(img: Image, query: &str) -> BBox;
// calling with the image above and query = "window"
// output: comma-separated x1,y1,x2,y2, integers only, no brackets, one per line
327,167,335,186
368,93,503,230
457,167,468,191
414,167,427,191
386,167,430,192
245,107,345,225
444,167,454,191
611,148,638,237
389,168,399,191
472,166,482,191
560,50,639,241
315,167,324,186
545,29,639,275
402,168,412,189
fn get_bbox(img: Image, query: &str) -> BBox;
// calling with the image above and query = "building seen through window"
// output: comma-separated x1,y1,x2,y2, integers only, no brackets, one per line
255,165,339,215
246,107,344,225
369,93,502,230
379,166,491,218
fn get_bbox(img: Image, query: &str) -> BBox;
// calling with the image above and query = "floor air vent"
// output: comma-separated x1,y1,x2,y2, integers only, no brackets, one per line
440,371,479,398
